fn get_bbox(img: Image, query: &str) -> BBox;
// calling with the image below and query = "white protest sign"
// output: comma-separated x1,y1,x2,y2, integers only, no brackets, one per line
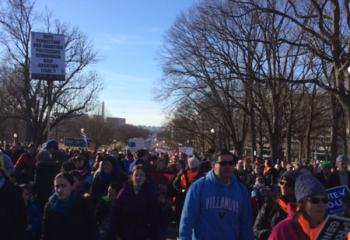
179,147,193,156
31,32,65,80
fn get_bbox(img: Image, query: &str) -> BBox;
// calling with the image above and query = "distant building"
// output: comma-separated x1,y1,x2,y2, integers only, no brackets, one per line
106,117,126,127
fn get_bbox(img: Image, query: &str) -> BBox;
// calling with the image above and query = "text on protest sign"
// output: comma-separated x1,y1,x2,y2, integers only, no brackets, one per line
31,32,65,81
326,185,349,215
316,215,350,240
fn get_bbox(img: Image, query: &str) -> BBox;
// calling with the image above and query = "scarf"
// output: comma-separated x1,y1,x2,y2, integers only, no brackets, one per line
263,166,272,175
276,198,288,213
297,214,324,240
48,191,78,213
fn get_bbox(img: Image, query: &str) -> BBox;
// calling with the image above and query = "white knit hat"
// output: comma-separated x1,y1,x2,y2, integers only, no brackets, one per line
187,156,200,169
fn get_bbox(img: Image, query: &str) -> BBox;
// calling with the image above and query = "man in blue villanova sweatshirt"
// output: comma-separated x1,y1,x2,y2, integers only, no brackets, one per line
179,149,253,240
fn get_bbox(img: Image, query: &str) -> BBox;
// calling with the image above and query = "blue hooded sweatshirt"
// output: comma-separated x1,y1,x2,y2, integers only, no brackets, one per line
179,169,252,240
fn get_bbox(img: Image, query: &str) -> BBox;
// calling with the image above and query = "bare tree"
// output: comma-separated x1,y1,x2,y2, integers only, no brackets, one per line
0,0,102,144
240,0,350,155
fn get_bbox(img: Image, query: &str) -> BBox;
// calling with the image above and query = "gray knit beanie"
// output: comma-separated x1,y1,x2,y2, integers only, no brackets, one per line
187,156,200,169
336,154,348,163
294,174,326,202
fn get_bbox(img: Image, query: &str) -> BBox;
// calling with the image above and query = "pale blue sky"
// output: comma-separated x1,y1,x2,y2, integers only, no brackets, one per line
35,0,198,126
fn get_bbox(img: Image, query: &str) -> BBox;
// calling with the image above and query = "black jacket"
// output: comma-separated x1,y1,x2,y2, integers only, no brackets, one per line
0,178,27,240
329,171,350,188
253,196,290,240
41,195,97,240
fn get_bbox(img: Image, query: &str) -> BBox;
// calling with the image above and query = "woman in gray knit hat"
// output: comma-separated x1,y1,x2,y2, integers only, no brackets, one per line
269,173,328,240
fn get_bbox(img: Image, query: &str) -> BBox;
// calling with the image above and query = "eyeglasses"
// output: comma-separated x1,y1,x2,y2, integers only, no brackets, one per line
279,181,293,187
216,161,235,166
307,196,328,204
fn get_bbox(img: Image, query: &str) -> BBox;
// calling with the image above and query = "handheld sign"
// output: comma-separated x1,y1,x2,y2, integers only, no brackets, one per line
316,215,350,240
179,147,193,156
64,137,91,147
31,32,65,81
326,185,349,215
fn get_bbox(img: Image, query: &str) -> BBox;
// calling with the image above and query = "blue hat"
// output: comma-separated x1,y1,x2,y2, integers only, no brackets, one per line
45,139,58,150
336,155,348,163
294,174,326,202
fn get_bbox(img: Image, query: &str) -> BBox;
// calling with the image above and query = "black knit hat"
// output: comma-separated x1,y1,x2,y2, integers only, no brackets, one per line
281,170,300,183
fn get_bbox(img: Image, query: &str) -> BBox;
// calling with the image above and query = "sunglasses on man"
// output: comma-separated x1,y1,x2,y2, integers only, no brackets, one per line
216,160,235,166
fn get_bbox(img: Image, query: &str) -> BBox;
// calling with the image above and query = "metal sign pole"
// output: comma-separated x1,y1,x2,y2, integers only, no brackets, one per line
47,80,53,140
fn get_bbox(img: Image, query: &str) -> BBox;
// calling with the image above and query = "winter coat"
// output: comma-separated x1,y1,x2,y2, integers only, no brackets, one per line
268,217,309,240
34,150,67,208
263,167,279,186
328,171,350,188
172,168,202,225
14,152,37,183
254,196,294,240
0,177,27,240
268,203,323,240
107,182,160,240
24,201,42,240
90,170,128,207
41,192,97,240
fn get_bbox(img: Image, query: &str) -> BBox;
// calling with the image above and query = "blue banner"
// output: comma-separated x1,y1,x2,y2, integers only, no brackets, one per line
64,137,91,147
326,185,349,215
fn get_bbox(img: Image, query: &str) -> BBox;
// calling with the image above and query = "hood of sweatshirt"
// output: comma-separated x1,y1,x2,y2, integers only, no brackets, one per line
206,169,239,187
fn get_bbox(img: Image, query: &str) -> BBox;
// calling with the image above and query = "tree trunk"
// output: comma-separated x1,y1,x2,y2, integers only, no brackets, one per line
270,133,281,164
286,103,293,163
235,141,244,159
250,109,257,160
330,95,340,162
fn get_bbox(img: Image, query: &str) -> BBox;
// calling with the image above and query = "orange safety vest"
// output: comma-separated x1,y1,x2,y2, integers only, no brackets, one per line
180,169,199,190
297,214,324,240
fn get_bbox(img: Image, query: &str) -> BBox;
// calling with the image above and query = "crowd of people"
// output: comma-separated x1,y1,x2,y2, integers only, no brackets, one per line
1,139,350,240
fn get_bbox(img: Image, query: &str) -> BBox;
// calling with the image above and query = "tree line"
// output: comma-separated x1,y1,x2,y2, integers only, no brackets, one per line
156,0,350,163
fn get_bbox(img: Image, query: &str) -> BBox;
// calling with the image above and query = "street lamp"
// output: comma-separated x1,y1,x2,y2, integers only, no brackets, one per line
13,133,18,144
210,128,216,150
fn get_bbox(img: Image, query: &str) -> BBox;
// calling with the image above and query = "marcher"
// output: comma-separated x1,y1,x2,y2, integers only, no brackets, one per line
329,154,350,188
91,156,127,207
107,164,160,240
254,170,298,240
269,173,328,240
34,140,66,209
172,155,202,226
0,168,27,240
95,183,118,240
315,161,333,188
179,149,252,240
14,144,37,183
20,183,42,240
40,172,97,240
